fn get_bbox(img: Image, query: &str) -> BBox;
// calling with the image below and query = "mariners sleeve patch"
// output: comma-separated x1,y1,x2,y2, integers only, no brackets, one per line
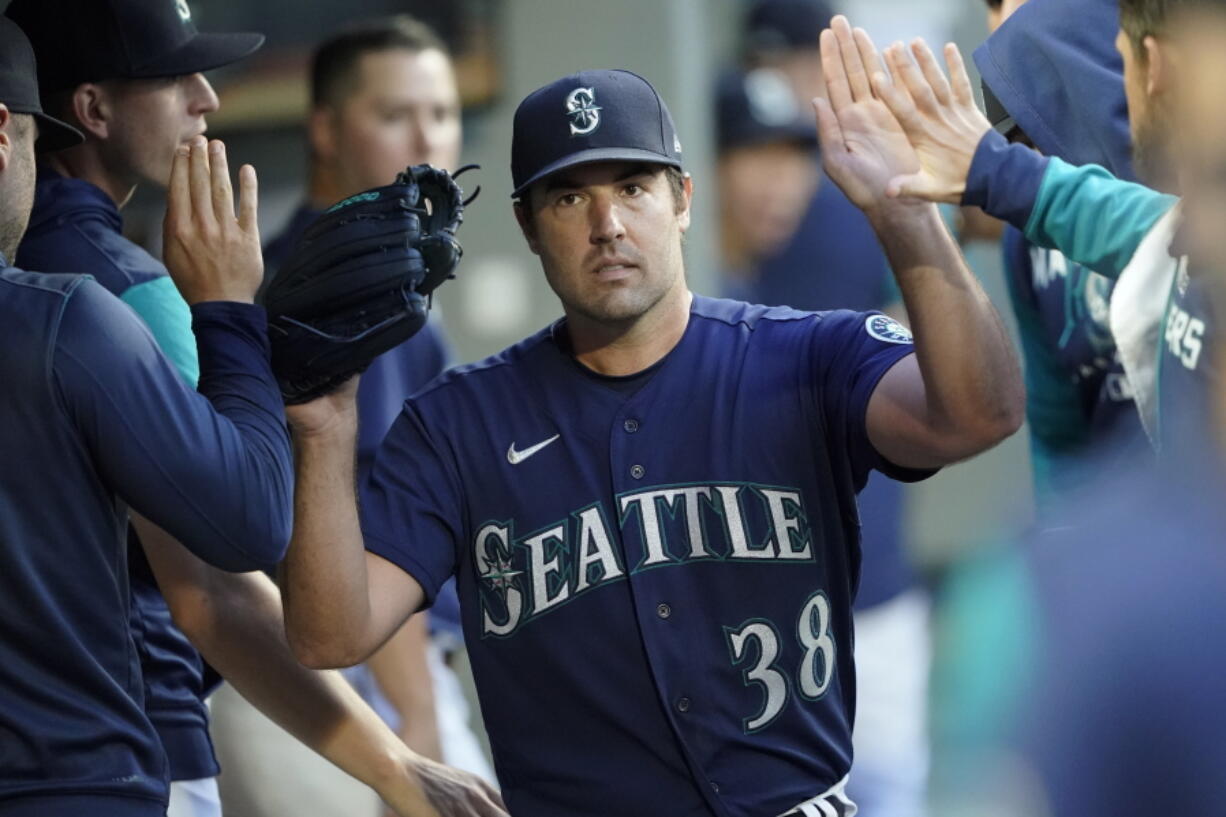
865,314,913,344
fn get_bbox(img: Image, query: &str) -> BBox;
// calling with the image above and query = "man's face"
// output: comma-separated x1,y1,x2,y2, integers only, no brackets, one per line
105,73,219,188
1115,27,1171,187
519,161,691,326
718,141,818,264
324,48,461,192
1171,10,1226,271
0,112,37,259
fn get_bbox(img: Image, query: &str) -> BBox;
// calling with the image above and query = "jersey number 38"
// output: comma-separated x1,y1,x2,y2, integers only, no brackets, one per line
724,591,836,733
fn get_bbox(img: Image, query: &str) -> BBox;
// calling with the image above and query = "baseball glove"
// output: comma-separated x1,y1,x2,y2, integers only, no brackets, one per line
262,164,478,404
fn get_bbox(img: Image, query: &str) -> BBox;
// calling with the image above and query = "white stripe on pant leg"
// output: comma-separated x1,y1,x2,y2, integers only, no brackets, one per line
168,777,222,817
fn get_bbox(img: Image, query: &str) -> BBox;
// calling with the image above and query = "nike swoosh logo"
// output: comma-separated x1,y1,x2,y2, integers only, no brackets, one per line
506,434,560,465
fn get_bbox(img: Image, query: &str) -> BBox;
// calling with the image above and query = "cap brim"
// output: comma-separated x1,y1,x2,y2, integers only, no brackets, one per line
131,31,265,78
511,147,682,198
30,111,84,152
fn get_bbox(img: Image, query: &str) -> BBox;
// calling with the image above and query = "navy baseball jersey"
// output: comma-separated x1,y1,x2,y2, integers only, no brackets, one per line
1158,260,1218,455
18,167,219,780
723,172,917,612
361,296,934,817
0,263,290,816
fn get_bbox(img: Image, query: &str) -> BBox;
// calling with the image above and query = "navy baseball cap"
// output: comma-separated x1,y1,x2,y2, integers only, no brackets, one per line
0,17,83,151
743,0,836,53
717,68,817,152
5,0,265,95
511,69,682,199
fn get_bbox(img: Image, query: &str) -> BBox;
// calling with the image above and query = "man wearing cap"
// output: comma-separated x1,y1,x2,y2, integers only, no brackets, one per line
3,3,506,817
280,19,1023,816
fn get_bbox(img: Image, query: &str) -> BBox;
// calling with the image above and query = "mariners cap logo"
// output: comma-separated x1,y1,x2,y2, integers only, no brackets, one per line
175,0,193,22
565,86,601,136
865,314,913,344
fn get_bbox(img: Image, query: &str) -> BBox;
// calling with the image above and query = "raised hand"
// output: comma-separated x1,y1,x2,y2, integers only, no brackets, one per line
872,40,994,203
814,16,923,215
163,136,263,305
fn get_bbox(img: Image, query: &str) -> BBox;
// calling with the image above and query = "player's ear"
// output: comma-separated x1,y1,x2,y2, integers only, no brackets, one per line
676,173,693,233
1142,34,1170,98
513,200,542,255
69,83,112,141
0,106,12,174
308,106,338,162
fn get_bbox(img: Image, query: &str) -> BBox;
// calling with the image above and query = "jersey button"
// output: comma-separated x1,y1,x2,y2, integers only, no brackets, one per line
711,782,720,794
623,418,639,433
656,603,671,619
630,464,645,479
676,697,691,713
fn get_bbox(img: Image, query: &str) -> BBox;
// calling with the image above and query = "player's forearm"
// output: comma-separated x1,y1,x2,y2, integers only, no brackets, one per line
965,130,1177,277
189,573,427,802
366,614,444,761
281,418,377,668
871,203,1024,457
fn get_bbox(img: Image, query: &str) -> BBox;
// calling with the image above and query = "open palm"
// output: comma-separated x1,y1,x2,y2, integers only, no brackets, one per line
815,18,922,212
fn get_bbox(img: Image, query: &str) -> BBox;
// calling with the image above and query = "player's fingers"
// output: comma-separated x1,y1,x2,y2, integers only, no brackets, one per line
945,42,975,108
237,164,259,236
832,16,872,102
852,27,886,97
911,38,953,106
887,41,939,116
187,136,214,228
812,96,846,156
165,142,191,233
819,27,853,112
208,140,235,226
871,70,922,134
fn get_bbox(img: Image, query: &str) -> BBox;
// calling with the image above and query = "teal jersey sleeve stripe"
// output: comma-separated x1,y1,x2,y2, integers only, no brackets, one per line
1024,158,1178,280
120,276,199,387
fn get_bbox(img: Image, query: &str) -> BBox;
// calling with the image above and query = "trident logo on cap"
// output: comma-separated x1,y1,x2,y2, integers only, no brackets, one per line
565,87,601,136
175,0,192,22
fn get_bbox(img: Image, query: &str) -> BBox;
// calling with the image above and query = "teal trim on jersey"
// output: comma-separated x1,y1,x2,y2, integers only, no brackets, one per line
1004,259,1090,507
1025,158,1178,278
120,277,199,387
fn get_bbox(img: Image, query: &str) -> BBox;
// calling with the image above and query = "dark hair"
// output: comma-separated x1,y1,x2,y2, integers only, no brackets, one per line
1118,0,1174,59
310,15,449,109
983,0,1003,9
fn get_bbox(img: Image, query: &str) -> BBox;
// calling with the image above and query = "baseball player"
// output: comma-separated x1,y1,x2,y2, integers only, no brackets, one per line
972,0,1147,503
280,16,1023,817
862,9,1211,456
259,12,485,779
0,17,294,815
4,2,503,816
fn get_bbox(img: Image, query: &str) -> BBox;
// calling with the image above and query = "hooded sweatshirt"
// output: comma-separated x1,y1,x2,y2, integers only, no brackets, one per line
973,0,1147,505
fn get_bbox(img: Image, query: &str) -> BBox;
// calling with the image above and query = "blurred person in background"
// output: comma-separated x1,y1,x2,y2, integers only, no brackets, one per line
1022,12,1226,809
211,15,493,817
4,2,500,816
851,0,1226,810
737,4,932,815
923,1,1143,806
972,0,1147,508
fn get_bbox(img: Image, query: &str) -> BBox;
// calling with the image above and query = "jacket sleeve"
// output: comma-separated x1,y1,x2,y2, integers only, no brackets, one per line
52,280,292,571
964,130,1179,278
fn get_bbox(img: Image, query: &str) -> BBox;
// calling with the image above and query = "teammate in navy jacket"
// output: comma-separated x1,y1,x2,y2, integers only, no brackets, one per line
0,19,291,815
282,20,1023,817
